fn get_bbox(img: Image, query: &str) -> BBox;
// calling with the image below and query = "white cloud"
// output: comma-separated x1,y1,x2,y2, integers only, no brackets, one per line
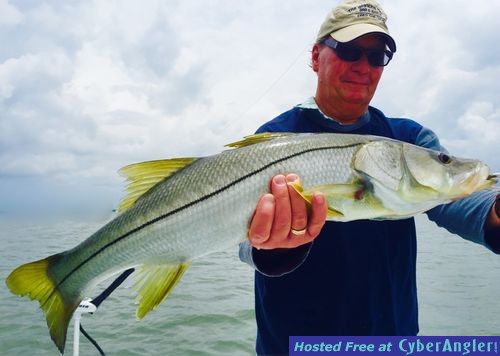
442,102,500,169
0,0,23,26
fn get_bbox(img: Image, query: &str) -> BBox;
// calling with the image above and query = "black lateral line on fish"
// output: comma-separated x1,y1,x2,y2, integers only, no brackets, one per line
54,142,363,289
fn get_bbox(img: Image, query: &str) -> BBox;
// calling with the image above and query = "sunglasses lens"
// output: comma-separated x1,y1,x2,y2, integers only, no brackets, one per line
366,51,390,66
335,44,362,62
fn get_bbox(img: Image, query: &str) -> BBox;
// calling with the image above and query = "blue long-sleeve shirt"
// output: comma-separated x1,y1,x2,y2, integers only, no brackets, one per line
239,100,498,355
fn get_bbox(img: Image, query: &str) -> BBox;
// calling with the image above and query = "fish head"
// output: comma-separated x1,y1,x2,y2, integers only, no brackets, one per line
354,139,495,203
401,144,495,200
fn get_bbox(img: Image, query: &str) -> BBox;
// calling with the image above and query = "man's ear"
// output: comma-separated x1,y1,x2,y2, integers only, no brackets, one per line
311,44,320,72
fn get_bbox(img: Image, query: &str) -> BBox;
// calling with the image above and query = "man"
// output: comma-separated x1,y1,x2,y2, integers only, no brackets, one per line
239,0,500,355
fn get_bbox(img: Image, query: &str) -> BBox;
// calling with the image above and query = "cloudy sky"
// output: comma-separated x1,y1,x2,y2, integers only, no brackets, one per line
1,0,499,215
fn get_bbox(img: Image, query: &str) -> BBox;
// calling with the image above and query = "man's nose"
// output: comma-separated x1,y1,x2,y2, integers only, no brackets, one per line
350,55,371,74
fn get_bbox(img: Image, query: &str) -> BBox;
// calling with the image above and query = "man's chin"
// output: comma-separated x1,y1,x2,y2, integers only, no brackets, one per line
339,87,372,104
341,95,371,105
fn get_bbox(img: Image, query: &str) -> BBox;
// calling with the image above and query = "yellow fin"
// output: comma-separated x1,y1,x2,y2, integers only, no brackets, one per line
134,262,191,319
287,181,345,218
225,132,295,148
6,256,79,354
118,158,197,212
301,183,363,199
287,180,308,200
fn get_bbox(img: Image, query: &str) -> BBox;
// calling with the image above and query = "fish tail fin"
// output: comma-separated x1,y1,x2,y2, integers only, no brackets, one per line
6,255,80,354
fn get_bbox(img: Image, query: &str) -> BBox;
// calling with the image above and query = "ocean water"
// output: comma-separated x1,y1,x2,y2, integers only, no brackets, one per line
0,214,499,355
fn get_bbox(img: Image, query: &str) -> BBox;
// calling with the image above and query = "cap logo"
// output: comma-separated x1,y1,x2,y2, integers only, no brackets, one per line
344,3,387,22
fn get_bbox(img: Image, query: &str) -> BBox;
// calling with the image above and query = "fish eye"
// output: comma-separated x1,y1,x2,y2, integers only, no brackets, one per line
438,153,452,164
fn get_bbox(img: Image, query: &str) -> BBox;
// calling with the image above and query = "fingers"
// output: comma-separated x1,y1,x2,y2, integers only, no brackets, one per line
269,175,293,241
248,174,328,250
281,191,327,249
307,192,328,238
248,194,275,246
248,175,293,249
286,174,308,232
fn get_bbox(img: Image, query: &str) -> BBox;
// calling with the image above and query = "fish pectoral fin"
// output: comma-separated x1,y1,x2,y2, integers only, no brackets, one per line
301,182,364,200
118,158,197,212
287,180,310,203
225,132,296,148
134,262,191,320
6,255,79,354
287,181,345,218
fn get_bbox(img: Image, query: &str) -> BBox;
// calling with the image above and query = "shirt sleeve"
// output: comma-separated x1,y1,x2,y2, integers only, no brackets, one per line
426,191,499,253
416,127,500,254
414,126,448,152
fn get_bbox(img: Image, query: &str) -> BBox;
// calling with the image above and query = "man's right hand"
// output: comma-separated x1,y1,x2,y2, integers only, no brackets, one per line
248,174,328,250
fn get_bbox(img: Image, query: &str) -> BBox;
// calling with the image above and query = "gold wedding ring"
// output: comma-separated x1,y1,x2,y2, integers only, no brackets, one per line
290,228,307,236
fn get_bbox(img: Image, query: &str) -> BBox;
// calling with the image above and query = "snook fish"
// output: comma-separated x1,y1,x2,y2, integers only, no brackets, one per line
5,132,496,353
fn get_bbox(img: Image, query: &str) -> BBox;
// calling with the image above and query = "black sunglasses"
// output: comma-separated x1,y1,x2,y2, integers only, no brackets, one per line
321,37,393,67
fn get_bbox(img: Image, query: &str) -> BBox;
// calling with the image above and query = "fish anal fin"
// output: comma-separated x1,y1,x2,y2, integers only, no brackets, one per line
225,132,295,148
134,262,191,320
6,255,79,354
118,158,197,212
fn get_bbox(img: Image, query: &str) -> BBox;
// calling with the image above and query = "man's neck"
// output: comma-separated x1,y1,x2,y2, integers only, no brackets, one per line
314,96,368,125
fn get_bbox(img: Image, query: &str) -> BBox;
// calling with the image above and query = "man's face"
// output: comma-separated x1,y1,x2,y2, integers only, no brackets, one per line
312,34,385,111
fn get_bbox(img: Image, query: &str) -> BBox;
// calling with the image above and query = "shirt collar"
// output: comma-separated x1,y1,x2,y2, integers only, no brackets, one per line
295,97,371,131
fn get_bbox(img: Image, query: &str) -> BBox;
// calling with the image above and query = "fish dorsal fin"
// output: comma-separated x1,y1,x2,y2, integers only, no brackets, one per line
225,132,295,148
118,158,197,212
134,262,191,320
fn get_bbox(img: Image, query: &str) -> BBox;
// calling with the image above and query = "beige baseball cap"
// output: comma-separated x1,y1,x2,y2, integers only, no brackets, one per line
316,0,396,52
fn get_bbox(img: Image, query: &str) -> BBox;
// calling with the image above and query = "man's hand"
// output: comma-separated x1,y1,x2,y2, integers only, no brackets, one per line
248,174,328,250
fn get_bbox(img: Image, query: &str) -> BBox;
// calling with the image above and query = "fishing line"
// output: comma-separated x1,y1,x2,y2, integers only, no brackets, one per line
238,43,311,119
79,324,105,356
92,268,135,308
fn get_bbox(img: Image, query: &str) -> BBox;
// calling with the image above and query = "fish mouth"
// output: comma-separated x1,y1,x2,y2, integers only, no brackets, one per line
487,172,499,182
457,165,494,195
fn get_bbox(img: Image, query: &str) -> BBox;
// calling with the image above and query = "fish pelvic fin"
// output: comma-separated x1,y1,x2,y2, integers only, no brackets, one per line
6,256,79,354
134,262,191,320
118,158,197,212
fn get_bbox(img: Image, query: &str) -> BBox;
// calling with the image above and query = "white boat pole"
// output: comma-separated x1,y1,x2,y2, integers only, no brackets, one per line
73,312,81,356
73,298,97,356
